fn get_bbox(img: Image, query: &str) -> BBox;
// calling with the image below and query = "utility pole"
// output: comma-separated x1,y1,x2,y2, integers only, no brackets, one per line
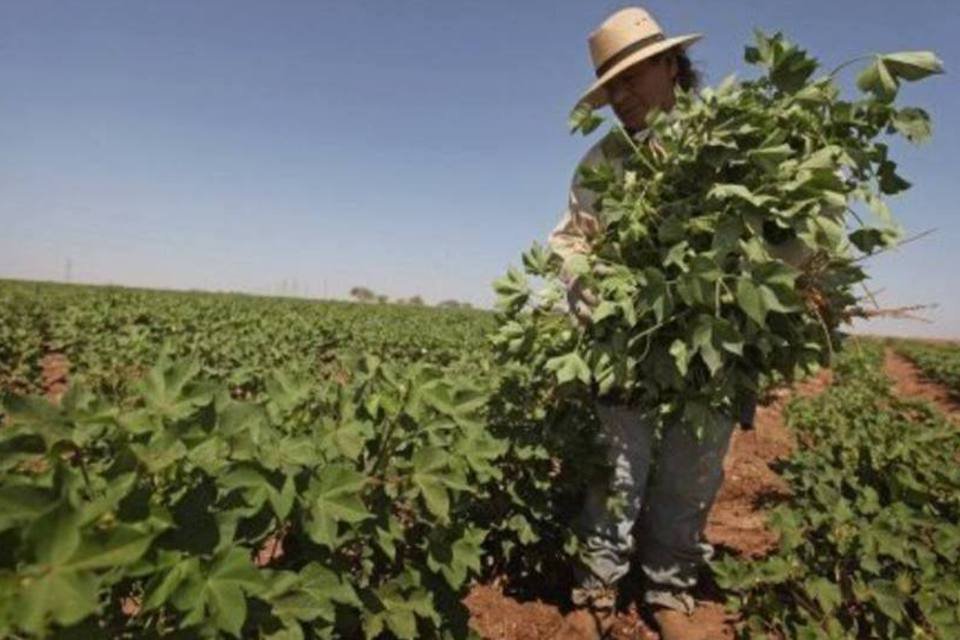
64,258,72,283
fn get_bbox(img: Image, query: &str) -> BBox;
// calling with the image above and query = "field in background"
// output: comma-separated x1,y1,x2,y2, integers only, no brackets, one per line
0,279,496,401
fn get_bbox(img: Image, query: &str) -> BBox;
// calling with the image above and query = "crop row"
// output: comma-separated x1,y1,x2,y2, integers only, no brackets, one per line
713,342,960,638
895,340,960,396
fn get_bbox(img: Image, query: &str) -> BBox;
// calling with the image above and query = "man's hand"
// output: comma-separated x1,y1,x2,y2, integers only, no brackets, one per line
568,277,599,327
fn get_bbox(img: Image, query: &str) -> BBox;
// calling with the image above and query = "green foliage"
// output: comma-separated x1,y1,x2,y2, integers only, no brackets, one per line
495,30,942,436
0,352,508,639
857,51,944,103
569,102,603,136
712,344,960,638
0,280,495,399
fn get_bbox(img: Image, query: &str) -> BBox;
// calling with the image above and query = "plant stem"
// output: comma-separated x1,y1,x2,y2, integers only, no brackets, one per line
828,55,873,79
371,418,402,478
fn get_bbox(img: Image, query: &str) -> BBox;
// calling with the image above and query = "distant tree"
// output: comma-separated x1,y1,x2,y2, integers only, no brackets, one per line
407,295,424,306
437,299,465,309
376,294,389,304
350,286,375,302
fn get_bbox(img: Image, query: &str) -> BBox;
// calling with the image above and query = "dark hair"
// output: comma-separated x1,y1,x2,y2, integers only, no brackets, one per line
652,48,702,93
674,50,701,92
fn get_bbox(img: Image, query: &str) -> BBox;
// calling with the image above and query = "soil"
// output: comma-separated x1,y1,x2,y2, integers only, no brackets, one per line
884,348,960,419
40,352,70,403
465,370,832,640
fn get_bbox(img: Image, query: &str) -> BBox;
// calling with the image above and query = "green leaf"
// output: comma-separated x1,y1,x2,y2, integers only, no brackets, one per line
130,433,188,474
805,576,841,614
658,215,686,244
170,548,265,637
712,215,744,252
881,51,944,81
326,419,370,460
891,107,933,143
492,267,531,313
269,563,360,623
736,279,768,325
265,369,312,414
143,555,196,611
427,526,486,588
714,318,745,356
139,357,213,421
759,284,799,314
0,485,56,532
591,300,620,323
669,339,691,376
187,436,231,474
857,51,943,102
857,56,899,102
365,580,433,640
267,474,297,521
870,579,905,623
569,102,604,135
564,254,591,281
545,352,591,385
691,316,724,375
755,261,801,289
747,144,794,173
27,503,81,566
306,464,371,548
16,571,100,634
708,183,776,208
2,394,72,449
521,241,554,276
217,401,267,437
411,446,469,522
66,525,156,571
878,160,911,195
744,31,818,93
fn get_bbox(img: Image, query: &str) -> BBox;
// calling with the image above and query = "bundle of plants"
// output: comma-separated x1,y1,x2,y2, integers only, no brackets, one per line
493,31,942,435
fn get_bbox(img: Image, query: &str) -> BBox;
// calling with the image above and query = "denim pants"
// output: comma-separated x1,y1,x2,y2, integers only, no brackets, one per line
573,401,735,613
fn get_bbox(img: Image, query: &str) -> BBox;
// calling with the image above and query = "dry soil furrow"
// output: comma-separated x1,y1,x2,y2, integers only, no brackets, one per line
883,347,960,420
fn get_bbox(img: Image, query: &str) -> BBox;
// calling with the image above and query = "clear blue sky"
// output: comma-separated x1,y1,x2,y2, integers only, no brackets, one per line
2,1,957,337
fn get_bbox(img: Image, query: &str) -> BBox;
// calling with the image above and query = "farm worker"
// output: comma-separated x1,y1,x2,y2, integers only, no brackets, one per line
549,8,745,640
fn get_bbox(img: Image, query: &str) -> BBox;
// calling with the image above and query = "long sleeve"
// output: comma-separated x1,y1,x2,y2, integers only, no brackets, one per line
547,136,615,289
547,183,604,288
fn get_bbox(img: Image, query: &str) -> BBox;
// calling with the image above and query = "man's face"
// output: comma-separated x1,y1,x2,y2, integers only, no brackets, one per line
606,52,679,131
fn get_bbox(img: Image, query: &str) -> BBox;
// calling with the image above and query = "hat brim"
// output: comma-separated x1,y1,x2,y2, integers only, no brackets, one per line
576,33,703,110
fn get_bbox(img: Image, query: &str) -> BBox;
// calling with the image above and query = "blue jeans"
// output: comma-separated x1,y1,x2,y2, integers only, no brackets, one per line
573,401,736,613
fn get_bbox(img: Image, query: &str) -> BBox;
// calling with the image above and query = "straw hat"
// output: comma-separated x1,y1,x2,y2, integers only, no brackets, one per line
577,7,702,109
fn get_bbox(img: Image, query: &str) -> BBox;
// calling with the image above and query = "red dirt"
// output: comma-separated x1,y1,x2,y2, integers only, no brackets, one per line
40,352,70,403
465,370,832,640
708,371,831,558
884,348,960,419
255,526,289,567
